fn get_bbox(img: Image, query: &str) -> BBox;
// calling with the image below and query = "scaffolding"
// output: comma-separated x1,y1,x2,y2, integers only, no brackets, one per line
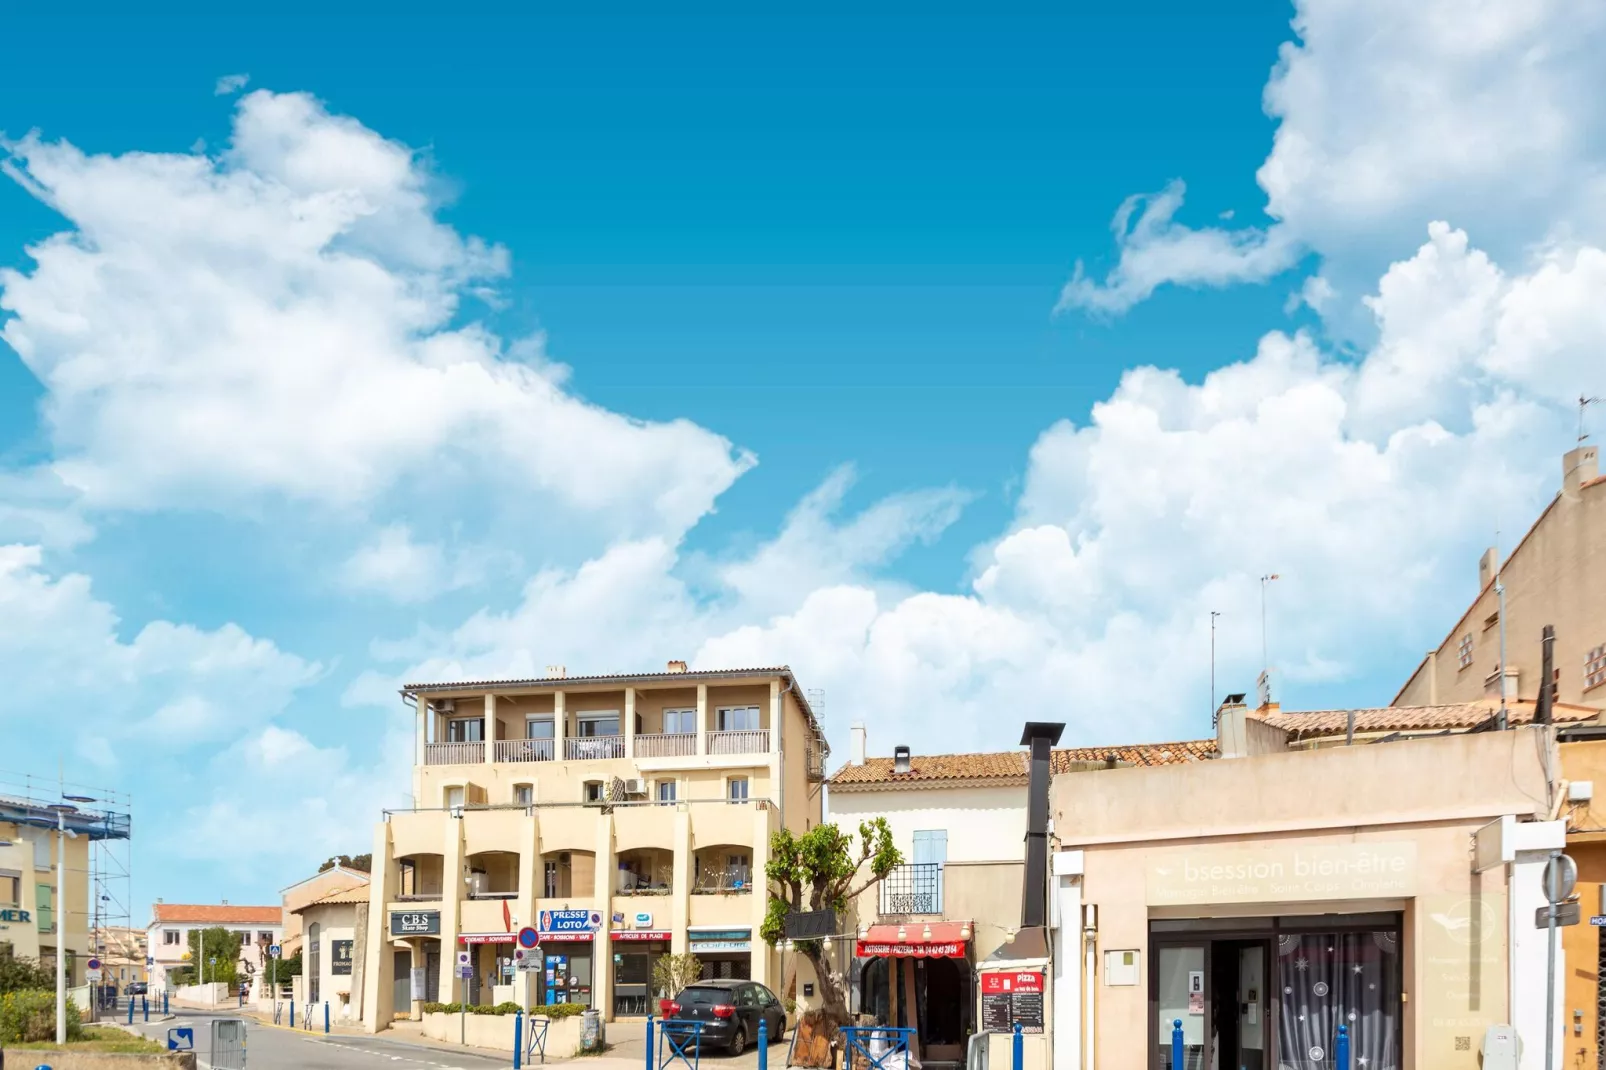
0,769,133,980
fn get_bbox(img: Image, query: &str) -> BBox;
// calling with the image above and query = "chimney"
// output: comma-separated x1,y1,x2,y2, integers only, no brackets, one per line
1564,445,1600,497
850,723,867,766
893,745,912,775
666,660,688,673
1019,721,1066,930
545,665,566,679
221,899,229,906
1479,547,1499,591
1537,625,1556,725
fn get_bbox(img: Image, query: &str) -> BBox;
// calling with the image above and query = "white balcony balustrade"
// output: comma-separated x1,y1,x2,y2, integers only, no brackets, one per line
634,732,697,758
495,739,555,763
423,741,484,765
708,729,769,755
565,735,624,760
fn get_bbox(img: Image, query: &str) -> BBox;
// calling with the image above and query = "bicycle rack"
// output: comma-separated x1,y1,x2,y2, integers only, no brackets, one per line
839,1026,915,1070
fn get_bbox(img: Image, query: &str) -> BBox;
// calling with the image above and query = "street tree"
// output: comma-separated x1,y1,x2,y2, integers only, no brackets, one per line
172,927,242,987
761,820,901,1046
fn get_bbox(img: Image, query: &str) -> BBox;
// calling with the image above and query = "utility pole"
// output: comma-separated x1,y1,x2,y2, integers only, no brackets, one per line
1496,530,1508,731
1209,610,1222,724
55,807,67,1044
1260,574,1279,700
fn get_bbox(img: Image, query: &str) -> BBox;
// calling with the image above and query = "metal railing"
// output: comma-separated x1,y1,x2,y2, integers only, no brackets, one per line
878,863,943,915
496,739,555,763
708,729,769,755
424,741,485,765
565,736,624,760
692,866,753,894
634,732,697,758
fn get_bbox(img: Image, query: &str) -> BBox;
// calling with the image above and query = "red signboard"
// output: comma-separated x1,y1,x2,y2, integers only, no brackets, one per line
980,971,1044,994
459,933,516,945
855,941,966,959
611,930,672,942
538,932,594,942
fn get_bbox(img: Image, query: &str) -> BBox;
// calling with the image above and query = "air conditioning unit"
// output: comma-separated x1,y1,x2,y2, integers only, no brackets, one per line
623,778,647,796
440,699,456,713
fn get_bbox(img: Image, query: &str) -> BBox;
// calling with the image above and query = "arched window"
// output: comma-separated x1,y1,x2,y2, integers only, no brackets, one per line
307,922,321,1004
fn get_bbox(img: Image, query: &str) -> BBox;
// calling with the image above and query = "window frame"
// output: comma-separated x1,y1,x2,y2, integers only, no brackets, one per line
716,706,761,732
726,776,750,803
446,717,484,743
657,779,677,803
1586,643,1606,691
163,929,181,946
514,783,535,806
1456,633,1474,670
662,708,697,735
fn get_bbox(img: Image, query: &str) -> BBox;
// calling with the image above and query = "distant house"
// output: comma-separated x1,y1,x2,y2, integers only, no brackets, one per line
146,902,284,991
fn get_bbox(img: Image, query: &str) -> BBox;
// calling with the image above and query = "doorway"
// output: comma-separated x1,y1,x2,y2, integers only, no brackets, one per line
1150,916,1401,1070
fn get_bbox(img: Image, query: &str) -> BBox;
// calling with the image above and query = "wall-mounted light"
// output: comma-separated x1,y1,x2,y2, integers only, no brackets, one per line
959,924,971,941
921,926,932,940
896,926,907,941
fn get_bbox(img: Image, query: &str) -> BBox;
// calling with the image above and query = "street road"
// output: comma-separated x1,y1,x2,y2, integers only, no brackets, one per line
128,1008,515,1070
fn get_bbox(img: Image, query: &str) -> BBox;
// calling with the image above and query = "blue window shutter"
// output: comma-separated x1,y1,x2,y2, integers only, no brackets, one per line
912,831,947,866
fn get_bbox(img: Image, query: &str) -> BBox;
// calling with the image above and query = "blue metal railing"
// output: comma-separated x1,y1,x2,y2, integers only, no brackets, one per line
841,1025,915,1070
653,1015,705,1070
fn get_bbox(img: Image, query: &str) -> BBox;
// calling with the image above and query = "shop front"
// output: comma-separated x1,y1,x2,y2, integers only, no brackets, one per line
611,929,673,1016
855,922,973,1064
690,927,754,980
538,909,603,1008
1052,726,1561,1070
460,932,516,1005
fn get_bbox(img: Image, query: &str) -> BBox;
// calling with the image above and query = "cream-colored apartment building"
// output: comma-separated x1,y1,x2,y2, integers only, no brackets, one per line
1395,444,1606,708
358,664,826,1033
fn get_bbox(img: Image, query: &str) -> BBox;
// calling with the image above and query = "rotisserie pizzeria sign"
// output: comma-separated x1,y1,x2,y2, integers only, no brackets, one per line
854,939,965,958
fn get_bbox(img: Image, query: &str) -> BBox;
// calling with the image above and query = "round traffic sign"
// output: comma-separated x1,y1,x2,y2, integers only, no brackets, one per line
87,958,101,971
1543,854,1578,903
517,926,539,949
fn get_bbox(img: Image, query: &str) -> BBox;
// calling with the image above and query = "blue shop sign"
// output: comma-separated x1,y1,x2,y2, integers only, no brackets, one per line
539,909,601,934
0,908,31,924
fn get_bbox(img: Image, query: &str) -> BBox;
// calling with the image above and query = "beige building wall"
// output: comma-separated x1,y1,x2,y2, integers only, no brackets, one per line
1396,445,1606,709
0,818,92,984
1055,728,1557,1070
281,866,369,957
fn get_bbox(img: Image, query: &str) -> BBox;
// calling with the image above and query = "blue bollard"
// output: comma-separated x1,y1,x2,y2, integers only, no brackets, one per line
128,997,134,1025
1012,1022,1023,1070
142,995,149,1022
514,1009,524,1069
758,1018,769,1070
163,991,169,1016
290,1001,295,1029
645,1015,654,1070
324,1001,330,1034
1336,1024,1350,1070
1171,1019,1183,1069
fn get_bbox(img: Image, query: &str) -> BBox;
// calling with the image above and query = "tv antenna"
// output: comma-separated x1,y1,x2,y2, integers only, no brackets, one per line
1579,395,1601,443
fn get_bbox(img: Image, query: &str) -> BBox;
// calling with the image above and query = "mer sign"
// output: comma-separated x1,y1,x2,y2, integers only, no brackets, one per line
0,908,30,924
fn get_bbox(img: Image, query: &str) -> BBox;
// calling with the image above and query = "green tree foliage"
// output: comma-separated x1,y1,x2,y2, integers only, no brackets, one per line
318,854,372,873
0,955,53,996
174,927,242,987
651,953,703,997
762,819,901,1030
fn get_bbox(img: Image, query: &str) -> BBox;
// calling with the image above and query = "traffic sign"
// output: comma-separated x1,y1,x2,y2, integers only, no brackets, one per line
167,1027,195,1051
87,957,102,971
457,950,471,966
210,956,217,965
1591,915,1606,927
458,964,474,979
269,944,281,958
1535,899,1581,928
517,926,539,950
1543,854,1578,903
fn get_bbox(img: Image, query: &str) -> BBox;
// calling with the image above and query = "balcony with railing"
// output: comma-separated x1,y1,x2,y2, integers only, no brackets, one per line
494,738,555,763
878,863,943,916
565,735,624,760
423,741,484,765
708,729,769,755
634,732,697,758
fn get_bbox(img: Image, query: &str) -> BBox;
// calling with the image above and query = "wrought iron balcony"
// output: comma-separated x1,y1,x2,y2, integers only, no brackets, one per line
877,863,943,916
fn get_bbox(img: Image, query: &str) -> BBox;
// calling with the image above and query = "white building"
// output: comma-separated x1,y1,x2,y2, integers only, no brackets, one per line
147,902,284,991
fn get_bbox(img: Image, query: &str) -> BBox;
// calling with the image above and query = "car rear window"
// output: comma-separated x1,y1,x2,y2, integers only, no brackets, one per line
679,986,734,1005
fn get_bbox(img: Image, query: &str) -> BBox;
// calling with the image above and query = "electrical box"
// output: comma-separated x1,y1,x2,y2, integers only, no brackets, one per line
1481,1025,1520,1070
1104,949,1140,986
1570,780,1594,804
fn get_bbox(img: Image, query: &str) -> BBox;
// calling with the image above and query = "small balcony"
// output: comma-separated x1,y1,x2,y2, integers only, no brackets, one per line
495,739,555,763
878,863,943,916
424,741,484,765
708,729,769,755
634,732,697,758
566,735,624,760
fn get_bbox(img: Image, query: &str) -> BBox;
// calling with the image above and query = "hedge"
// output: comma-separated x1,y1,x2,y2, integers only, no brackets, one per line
420,1001,586,1019
0,989,85,1044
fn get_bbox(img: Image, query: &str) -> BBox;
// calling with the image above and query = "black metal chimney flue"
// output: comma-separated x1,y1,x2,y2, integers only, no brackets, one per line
1019,721,1066,930
1536,625,1556,725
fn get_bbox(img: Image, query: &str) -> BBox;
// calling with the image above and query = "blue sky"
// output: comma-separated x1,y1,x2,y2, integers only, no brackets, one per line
2,0,1603,913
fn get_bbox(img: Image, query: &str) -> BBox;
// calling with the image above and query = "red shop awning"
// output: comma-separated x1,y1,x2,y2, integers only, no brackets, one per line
855,922,969,959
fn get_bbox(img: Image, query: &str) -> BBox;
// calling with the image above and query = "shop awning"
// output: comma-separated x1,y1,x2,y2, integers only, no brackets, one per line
855,922,969,958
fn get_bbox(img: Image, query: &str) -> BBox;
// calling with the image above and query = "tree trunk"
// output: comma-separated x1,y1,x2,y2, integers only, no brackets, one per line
789,943,852,1068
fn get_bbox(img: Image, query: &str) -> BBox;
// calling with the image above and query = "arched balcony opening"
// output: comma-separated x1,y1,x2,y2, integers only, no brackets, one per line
615,848,674,895
465,850,519,899
396,853,445,901
692,844,753,894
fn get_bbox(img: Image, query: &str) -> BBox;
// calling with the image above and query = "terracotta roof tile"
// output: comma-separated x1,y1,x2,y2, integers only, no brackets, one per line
828,739,1215,786
150,904,283,925
1258,699,1599,738
293,886,372,912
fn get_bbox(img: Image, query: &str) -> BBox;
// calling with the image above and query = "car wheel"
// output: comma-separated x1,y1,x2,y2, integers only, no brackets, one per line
728,1025,747,1056
769,1016,785,1043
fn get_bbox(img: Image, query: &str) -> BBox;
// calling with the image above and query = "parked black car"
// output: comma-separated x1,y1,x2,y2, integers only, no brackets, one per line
124,981,149,996
660,980,787,1056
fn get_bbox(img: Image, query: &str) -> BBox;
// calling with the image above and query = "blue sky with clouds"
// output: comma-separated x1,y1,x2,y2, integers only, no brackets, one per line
3,0,1604,912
